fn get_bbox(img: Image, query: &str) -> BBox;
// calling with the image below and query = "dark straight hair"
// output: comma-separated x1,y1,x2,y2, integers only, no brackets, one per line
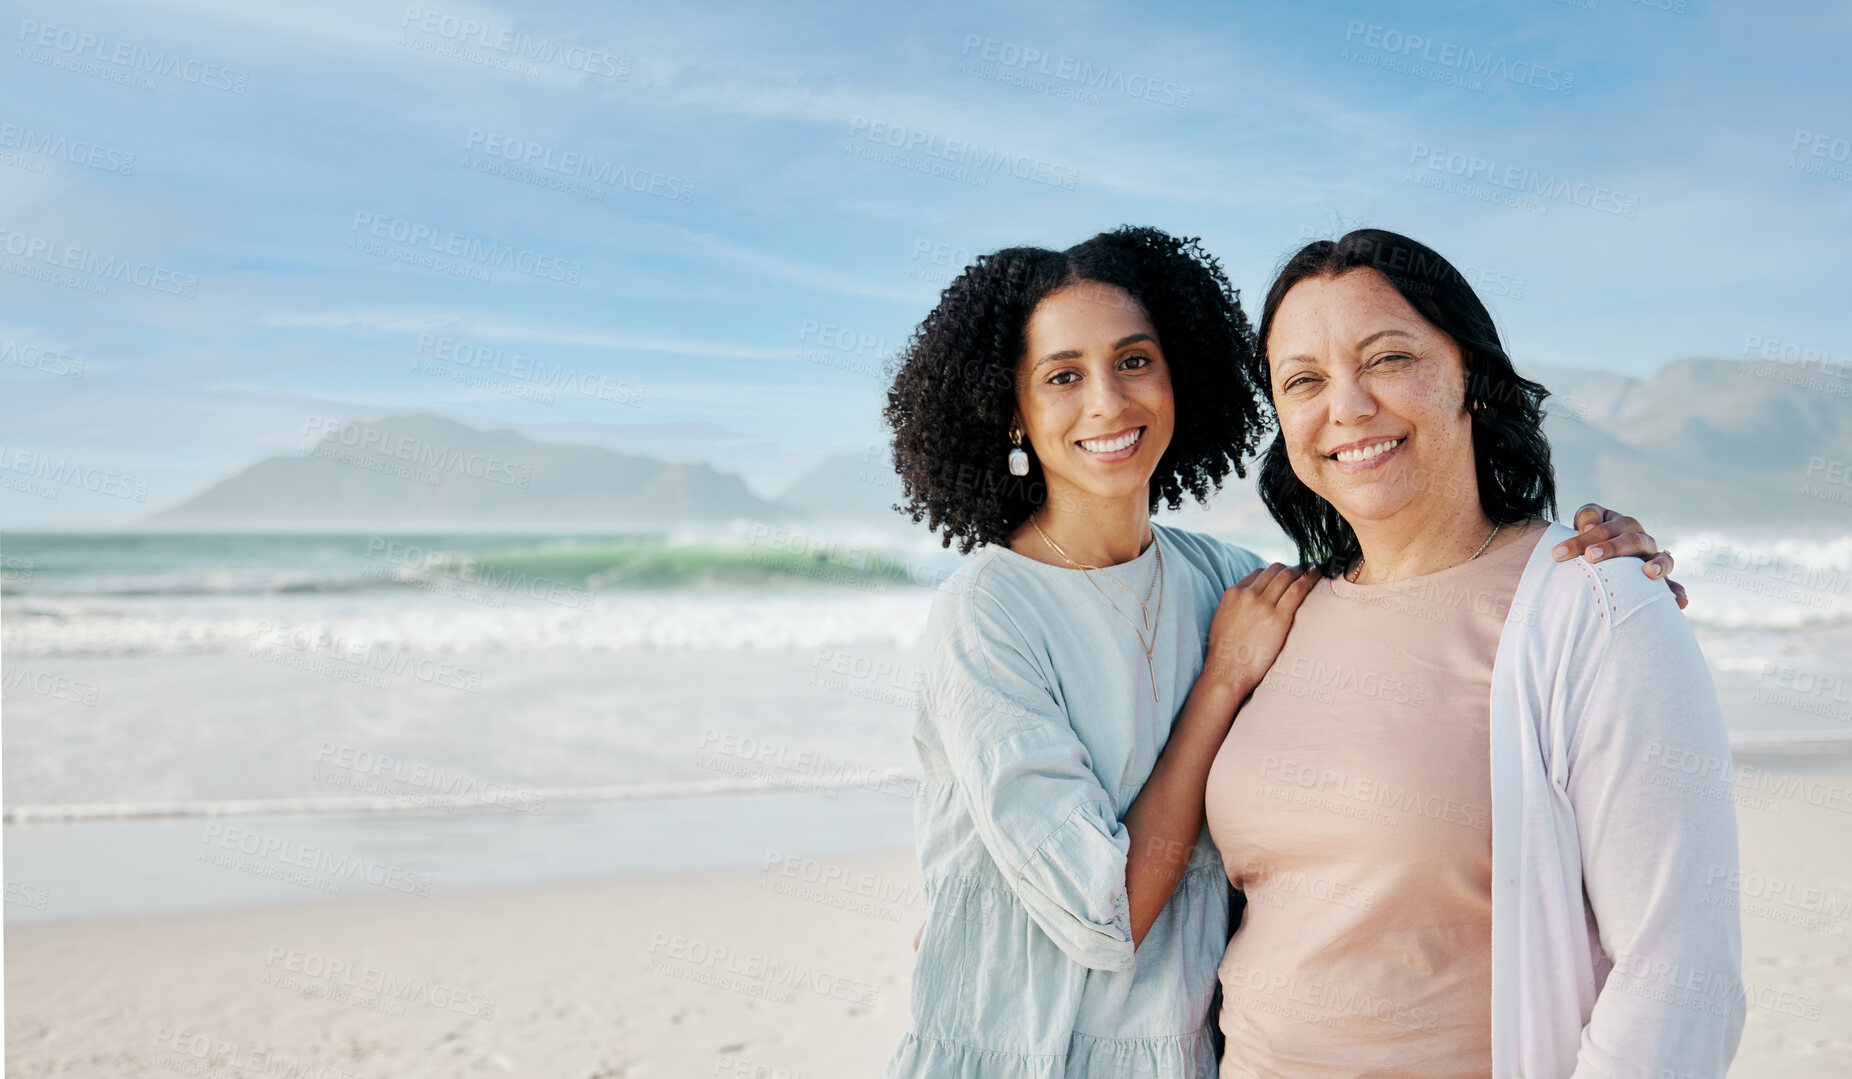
1249,228,1558,573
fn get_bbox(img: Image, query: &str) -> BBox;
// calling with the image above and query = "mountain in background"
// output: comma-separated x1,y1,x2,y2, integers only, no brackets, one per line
146,413,789,530
1528,357,1849,527
144,357,1851,532
775,448,911,526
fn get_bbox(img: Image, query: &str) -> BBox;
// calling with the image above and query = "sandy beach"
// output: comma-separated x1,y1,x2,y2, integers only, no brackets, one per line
7,757,1851,1077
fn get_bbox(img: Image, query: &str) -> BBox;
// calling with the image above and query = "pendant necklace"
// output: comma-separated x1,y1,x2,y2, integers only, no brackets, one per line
1029,514,1165,703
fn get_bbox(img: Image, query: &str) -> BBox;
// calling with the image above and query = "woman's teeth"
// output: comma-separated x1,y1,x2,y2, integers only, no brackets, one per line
1079,429,1141,454
1334,437,1403,464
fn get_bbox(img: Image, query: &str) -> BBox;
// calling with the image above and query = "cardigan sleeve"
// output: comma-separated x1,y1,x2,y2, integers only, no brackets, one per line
1564,582,1745,1078
924,585,1136,972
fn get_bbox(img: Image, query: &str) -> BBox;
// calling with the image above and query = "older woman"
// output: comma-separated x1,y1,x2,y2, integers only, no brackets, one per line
878,225,1681,1078
1204,229,1741,1078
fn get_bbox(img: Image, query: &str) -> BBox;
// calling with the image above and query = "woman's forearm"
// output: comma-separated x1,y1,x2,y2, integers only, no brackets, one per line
1121,675,1248,948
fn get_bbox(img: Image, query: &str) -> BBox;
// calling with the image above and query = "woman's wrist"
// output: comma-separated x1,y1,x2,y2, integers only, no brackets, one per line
1201,644,1266,701
1183,674,1247,729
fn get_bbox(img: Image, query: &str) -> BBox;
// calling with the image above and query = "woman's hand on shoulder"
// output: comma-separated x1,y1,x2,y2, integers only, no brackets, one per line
1202,563,1319,697
1552,503,1687,610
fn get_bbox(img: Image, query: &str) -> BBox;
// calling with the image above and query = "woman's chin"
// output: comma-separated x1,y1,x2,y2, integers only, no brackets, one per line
1045,465,1155,507
1312,487,1411,527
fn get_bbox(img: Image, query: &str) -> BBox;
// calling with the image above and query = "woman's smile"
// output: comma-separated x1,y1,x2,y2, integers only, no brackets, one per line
1325,434,1407,472
1076,425,1147,462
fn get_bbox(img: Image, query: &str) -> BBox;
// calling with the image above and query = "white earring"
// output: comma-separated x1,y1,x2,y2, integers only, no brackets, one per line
1007,423,1030,477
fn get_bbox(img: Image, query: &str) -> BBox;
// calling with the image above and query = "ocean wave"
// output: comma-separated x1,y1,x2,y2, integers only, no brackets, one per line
1667,531,1852,630
2,774,924,823
11,729,1848,823
1,533,956,598
2,590,937,656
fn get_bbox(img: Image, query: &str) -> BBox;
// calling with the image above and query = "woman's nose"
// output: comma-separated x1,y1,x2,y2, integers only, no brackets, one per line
1086,371,1132,415
1328,373,1377,425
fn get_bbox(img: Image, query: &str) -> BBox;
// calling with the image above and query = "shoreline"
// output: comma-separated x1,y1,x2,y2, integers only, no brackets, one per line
3,787,917,926
6,762,1851,1075
7,732,1852,927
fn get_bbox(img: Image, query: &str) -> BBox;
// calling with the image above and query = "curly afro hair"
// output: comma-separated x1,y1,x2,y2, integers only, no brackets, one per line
883,225,1267,554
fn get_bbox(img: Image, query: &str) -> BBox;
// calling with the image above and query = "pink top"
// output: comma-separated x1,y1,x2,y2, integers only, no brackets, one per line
1203,518,1546,1078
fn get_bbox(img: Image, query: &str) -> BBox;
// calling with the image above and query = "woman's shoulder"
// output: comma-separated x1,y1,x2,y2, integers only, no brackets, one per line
923,545,1044,647
1151,522,1268,588
1515,520,1679,633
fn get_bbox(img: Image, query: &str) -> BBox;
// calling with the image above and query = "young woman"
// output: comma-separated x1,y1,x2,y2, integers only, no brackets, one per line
1203,229,1741,1078
879,226,1678,1078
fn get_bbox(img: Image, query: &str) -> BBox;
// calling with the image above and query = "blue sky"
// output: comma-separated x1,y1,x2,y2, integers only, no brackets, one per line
2,0,1848,527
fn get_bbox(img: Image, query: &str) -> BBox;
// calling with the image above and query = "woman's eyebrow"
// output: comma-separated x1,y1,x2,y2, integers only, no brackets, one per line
1034,333,1157,369
1355,328,1416,350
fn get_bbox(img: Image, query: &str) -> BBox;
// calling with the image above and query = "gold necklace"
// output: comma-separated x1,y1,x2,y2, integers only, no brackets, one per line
1029,514,1165,702
1029,515,1160,612
1346,521,1502,585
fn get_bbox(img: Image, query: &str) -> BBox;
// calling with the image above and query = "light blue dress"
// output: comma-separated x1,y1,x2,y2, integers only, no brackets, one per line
881,522,1265,1078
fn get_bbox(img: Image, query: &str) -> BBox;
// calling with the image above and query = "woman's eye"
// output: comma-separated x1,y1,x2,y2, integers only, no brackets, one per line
1283,374,1318,391
1121,353,1152,370
1048,370,1079,386
1372,352,1414,367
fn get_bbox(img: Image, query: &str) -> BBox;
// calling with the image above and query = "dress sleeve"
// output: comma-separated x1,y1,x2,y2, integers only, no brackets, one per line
925,583,1136,972
1565,581,1745,1077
